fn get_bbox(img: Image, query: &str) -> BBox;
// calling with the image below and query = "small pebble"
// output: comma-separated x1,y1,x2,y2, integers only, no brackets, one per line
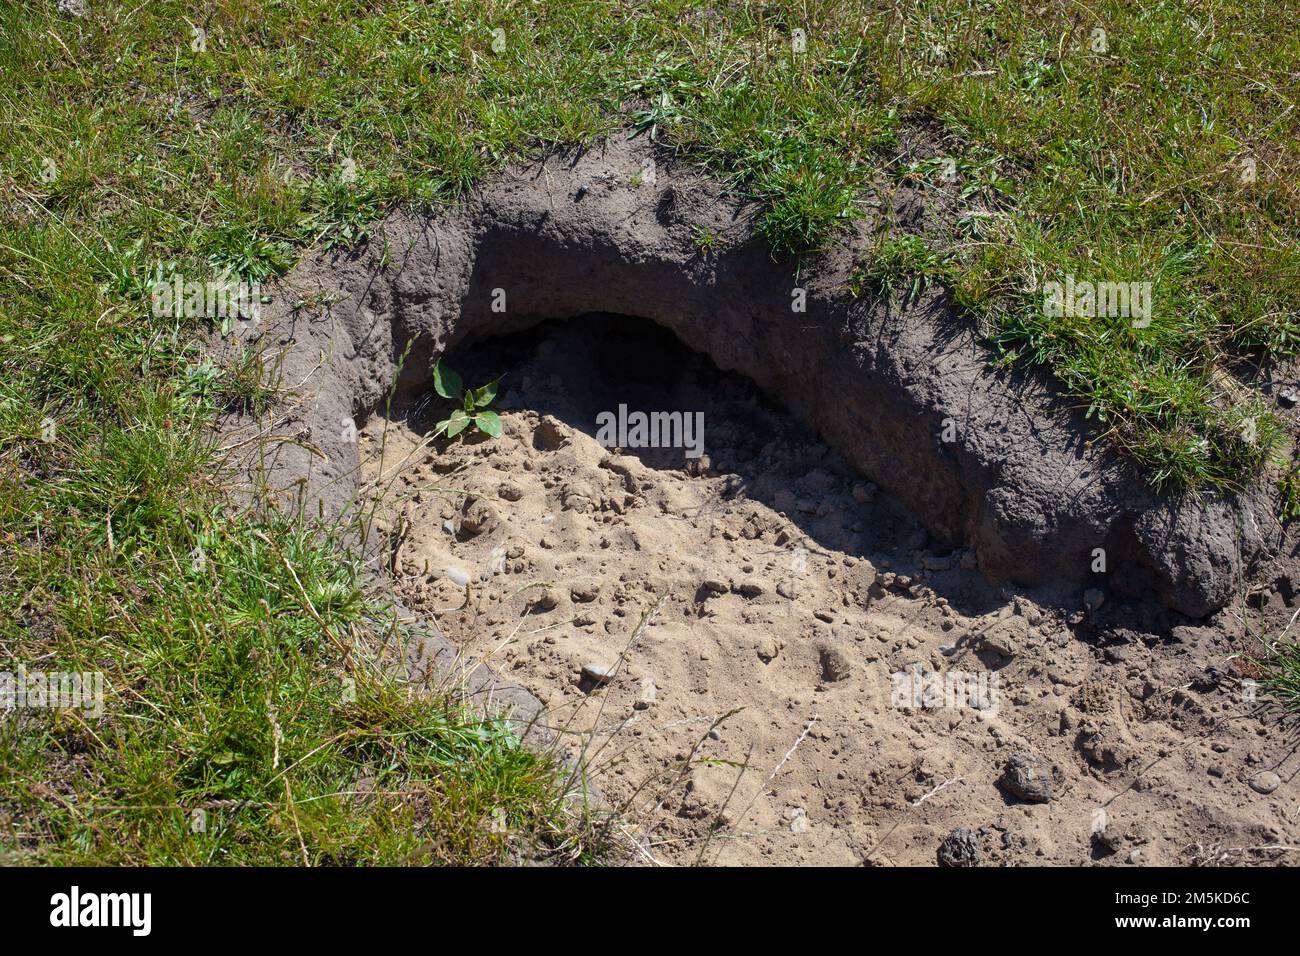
635,677,657,709
1250,771,1281,795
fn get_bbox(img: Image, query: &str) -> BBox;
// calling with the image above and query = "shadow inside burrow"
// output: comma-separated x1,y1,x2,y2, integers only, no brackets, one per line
387,310,1009,619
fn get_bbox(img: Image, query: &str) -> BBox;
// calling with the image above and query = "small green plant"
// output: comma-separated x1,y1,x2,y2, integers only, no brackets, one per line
1258,640,1300,717
432,360,502,438
690,224,726,255
858,234,950,305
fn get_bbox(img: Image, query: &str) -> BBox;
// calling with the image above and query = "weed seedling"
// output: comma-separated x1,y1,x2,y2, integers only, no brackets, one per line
690,224,727,255
432,360,502,439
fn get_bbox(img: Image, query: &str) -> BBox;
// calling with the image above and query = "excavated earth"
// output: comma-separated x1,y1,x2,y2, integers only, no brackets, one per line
216,135,1300,866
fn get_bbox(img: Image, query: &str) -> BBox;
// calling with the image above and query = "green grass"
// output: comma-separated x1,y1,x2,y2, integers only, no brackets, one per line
0,231,591,863
853,233,951,304
1259,639,1300,717
6,1,1297,490
1,511,587,864
1,0,1298,860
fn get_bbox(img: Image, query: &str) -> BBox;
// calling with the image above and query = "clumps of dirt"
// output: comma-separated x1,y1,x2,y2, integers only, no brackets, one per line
357,315,1299,866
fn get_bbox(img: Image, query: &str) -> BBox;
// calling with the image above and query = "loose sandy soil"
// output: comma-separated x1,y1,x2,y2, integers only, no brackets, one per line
358,314,1298,867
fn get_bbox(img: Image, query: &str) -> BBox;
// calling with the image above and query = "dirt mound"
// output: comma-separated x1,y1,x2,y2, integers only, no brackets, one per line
354,315,1295,865
211,133,1299,865
237,135,1272,618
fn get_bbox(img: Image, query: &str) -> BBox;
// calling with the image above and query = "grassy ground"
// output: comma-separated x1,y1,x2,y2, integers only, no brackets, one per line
0,1,1297,861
